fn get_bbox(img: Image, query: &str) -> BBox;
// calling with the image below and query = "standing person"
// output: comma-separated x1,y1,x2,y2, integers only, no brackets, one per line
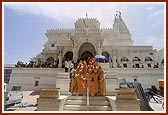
64,60,69,72
69,61,74,72
86,57,91,65
85,68,94,96
98,66,106,96
71,66,80,95
69,68,76,93
76,69,85,96
162,101,164,109
93,68,99,96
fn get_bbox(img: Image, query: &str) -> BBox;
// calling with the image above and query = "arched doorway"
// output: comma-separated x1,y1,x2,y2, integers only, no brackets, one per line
133,57,141,68
101,51,110,60
46,57,54,64
102,51,111,68
145,56,153,61
145,56,153,67
63,51,73,61
81,51,93,60
121,56,129,68
78,42,96,60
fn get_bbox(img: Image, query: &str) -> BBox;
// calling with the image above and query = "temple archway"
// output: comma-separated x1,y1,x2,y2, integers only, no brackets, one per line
133,57,141,61
132,57,141,68
81,51,93,60
78,42,96,60
46,56,54,64
63,51,73,61
121,56,129,62
145,56,153,61
102,51,110,60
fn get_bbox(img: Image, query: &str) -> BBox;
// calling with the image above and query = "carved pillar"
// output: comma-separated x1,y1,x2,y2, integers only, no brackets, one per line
97,40,103,55
72,48,78,63
98,48,102,55
57,46,64,68
58,52,62,68
109,56,112,68
112,55,117,68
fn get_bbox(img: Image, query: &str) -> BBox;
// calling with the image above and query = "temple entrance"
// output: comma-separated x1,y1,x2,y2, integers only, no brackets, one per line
80,51,93,60
78,42,96,60
63,51,73,61
102,51,110,60
46,57,54,65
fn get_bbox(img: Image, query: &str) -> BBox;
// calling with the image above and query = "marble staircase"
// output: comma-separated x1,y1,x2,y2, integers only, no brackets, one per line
63,96,112,111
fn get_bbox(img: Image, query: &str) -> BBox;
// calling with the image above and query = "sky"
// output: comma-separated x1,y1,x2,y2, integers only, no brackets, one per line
3,3,165,64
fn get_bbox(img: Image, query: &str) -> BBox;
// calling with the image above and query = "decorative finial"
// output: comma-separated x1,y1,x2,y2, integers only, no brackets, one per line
116,10,121,16
86,13,88,18
119,11,121,16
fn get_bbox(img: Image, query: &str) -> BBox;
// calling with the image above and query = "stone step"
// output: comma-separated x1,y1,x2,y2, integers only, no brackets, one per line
57,76,70,79
57,73,70,76
63,105,112,111
65,100,110,106
57,72,70,78
67,96,108,100
57,72,70,75
63,96,112,111
55,68,65,72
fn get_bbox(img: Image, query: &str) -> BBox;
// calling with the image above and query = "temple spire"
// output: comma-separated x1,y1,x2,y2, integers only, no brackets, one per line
113,11,130,34
86,13,88,18
116,10,121,16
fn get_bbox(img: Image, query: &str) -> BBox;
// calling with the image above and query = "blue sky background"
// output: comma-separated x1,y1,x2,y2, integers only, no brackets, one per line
3,3,165,64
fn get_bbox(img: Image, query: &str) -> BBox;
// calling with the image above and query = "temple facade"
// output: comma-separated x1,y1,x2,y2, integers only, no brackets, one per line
32,12,164,68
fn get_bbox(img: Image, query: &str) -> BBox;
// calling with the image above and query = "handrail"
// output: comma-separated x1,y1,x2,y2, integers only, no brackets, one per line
86,85,89,111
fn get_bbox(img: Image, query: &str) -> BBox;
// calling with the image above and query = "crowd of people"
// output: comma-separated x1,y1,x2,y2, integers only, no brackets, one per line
69,59,106,96
15,60,58,68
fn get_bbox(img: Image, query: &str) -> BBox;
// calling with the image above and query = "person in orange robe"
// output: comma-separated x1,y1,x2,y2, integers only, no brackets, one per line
93,67,99,96
85,68,95,96
76,69,85,95
82,61,88,92
98,66,106,96
70,67,79,95
70,64,81,95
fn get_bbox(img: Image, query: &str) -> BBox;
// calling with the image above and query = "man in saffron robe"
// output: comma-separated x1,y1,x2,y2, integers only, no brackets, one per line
85,68,95,96
98,66,106,96
93,67,99,96
76,69,85,95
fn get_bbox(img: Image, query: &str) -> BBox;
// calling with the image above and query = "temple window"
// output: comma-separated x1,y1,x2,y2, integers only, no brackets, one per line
34,81,39,86
147,63,151,67
11,86,21,91
51,44,55,47
145,56,153,61
135,64,140,68
133,57,141,61
149,53,153,55
123,64,127,68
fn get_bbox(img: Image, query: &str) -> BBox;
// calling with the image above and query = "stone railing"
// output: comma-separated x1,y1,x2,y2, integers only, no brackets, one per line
74,28,102,35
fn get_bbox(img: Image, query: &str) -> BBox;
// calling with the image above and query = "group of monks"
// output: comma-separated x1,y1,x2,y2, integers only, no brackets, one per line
70,59,106,96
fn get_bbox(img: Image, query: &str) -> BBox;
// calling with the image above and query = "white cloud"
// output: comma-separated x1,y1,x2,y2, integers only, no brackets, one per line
149,9,163,17
144,35,164,50
5,3,129,28
4,3,164,51
147,6,154,10
151,18,162,28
